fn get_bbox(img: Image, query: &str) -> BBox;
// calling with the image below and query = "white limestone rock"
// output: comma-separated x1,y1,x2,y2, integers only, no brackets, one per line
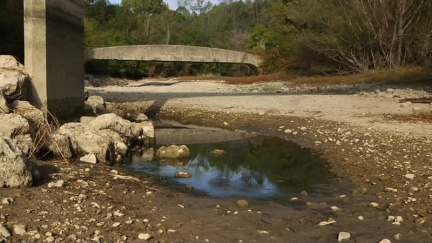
0,56,24,70
0,70,29,101
0,113,32,155
59,123,117,165
157,145,191,159
0,137,33,188
44,133,73,159
338,232,350,242
80,154,97,164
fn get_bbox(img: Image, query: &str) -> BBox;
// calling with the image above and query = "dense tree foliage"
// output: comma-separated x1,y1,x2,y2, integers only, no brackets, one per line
85,0,431,77
1,0,430,77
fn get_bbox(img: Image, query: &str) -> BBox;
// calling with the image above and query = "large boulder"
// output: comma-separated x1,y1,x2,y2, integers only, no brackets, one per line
0,137,33,188
0,56,24,70
0,92,10,114
43,133,73,159
0,56,29,102
58,123,117,165
157,145,191,159
0,114,32,155
88,113,143,145
125,112,149,122
11,101,46,135
85,95,108,115
0,70,29,102
139,121,155,146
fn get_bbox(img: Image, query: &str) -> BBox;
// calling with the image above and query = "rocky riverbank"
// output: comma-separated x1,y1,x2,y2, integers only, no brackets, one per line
1,59,432,242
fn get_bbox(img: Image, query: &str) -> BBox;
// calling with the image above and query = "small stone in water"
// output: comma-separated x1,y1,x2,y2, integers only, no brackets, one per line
236,200,249,208
174,172,192,178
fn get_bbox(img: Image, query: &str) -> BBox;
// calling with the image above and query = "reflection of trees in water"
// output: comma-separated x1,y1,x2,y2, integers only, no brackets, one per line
187,135,331,193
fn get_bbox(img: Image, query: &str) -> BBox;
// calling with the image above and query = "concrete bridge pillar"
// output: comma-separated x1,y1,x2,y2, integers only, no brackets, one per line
24,0,85,117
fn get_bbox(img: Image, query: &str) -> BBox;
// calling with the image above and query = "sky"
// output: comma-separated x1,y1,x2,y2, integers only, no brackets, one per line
110,0,180,10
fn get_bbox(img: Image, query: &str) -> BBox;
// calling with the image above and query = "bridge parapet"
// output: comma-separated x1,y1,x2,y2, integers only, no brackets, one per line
85,45,262,69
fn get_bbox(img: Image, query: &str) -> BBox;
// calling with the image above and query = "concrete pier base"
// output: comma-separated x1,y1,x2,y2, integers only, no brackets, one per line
24,0,84,117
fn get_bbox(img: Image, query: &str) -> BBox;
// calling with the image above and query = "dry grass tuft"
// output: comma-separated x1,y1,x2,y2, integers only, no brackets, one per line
289,66,432,86
14,109,69,163
173,66,431,86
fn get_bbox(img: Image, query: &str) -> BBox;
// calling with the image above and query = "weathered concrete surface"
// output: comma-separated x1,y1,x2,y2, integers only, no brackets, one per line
24,0,85,117
85,45,262,69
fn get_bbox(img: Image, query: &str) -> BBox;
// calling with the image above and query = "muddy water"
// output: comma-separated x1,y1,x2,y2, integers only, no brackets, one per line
124,127,341,199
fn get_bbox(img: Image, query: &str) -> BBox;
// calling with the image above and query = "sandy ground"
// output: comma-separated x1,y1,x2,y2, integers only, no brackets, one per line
1,79,432,243
89,79,432,138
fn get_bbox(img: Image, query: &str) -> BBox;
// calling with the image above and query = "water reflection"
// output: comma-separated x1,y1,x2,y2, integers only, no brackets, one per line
124,129,333,198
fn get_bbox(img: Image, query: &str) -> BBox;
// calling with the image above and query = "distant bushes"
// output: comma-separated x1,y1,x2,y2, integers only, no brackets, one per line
85,60,258,78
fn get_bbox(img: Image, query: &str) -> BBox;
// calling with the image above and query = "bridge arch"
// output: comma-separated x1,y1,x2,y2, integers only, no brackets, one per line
85,45,262,70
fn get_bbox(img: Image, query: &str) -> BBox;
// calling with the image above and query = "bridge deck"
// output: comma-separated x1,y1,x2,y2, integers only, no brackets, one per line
85,45,262,68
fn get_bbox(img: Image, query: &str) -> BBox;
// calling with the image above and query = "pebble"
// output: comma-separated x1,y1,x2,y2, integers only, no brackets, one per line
318,220,336,226
167,229,176,234
394,233,402,240
1,198,13,205
300,127,307,131
48,180,66,188
331,206,341,212
13,225,26,235
0,225,10,238
284,129,293,134
369,202,379,208
236,199,249,208
186,185,195,190
358,216,364,220
46,236,55,242
379,239,391,243
138,233,152,240
405,174,415,180
112,222,121,228
338,232,350,242
80,154,97,164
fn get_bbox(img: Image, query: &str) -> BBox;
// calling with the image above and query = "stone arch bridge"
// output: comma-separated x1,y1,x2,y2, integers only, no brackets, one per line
85,45,262,69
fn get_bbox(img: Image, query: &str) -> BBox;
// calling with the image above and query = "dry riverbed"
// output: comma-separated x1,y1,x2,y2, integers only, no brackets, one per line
1,78,432,242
